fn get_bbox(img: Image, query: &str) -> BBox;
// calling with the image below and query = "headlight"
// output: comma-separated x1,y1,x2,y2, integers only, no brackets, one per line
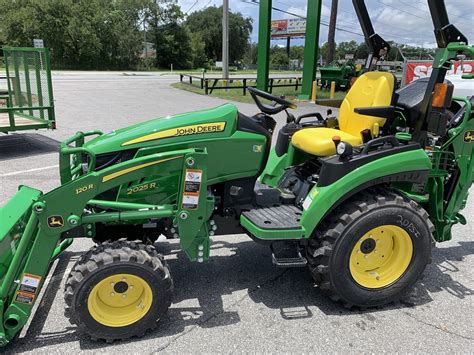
337,142,347,155
336,141,353,158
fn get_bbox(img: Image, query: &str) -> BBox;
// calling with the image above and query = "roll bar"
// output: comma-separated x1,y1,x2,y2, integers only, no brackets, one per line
412,0,470,143
428,0,468,48
352,0,390,70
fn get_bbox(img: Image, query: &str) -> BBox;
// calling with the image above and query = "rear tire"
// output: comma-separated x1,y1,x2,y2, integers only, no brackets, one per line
65,240,173,342
307,190,434,308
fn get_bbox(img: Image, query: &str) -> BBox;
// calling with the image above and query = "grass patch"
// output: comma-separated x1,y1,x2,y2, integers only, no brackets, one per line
172,81,346,104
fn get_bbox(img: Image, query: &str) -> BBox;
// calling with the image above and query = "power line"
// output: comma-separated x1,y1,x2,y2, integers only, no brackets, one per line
255,0,430,43
375,0,426,20
185,0,200,14
406,0,474,25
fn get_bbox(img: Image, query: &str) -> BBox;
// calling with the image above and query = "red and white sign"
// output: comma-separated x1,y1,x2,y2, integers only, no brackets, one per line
404,60,474,84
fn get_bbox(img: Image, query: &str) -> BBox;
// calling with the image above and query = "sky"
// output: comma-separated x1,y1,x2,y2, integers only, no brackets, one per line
177,0,474,48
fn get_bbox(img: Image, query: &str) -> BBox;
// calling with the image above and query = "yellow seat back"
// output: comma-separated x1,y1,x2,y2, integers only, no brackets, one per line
339,72,395,137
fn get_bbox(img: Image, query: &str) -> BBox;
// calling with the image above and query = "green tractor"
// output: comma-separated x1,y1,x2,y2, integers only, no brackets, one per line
0,0,473,346
319,60,362,90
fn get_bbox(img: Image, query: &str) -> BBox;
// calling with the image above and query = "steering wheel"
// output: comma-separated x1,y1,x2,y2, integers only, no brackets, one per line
248,87,297,115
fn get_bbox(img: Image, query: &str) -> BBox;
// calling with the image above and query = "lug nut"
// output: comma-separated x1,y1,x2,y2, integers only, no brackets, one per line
111,292,115,297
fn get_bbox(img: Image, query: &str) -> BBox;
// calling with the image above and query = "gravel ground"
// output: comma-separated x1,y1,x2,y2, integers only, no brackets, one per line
0,72,472,353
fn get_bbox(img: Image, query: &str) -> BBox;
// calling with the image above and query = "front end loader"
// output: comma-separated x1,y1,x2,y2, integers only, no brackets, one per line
0,0,473,347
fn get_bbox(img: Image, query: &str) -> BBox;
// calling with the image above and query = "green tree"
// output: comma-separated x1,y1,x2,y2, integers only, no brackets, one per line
190,32,209,68
335,40,358,60
0,0,146,69
242,43,258,66
270,45,288,67
146,3,193,69
186,6,252,64
355,42,369,60
289,46,304,62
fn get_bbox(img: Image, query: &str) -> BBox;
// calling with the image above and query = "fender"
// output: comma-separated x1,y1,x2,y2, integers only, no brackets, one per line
300,149,431,237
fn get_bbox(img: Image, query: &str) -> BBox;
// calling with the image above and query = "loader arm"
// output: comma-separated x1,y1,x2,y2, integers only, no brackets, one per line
0,145,213,345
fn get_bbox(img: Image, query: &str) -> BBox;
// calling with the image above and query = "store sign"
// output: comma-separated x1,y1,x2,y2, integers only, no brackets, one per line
271,19,306,38
404,60,474,84
287,19,306,34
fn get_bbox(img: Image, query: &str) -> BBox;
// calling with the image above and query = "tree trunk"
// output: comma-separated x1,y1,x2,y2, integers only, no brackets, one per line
326,0,338,64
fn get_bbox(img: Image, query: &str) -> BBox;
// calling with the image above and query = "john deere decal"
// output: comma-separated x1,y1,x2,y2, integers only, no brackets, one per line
464,131,474,143
123,122,226,146
47,215,64,228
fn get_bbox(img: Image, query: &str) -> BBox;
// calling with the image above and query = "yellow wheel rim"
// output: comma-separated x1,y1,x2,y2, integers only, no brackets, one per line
87,273,153,327
349,225,413,289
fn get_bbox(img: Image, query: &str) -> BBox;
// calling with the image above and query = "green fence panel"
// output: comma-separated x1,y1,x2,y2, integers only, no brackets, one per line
0,47,55,133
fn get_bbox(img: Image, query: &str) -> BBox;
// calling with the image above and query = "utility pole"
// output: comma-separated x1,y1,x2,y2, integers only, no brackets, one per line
222,0,229,79
326,0,338,64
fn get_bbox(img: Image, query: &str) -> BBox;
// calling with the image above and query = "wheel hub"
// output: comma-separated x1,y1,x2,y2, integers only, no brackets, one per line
349,225,413,289
360,238,376,254
87,273,153,327
114,281,129,294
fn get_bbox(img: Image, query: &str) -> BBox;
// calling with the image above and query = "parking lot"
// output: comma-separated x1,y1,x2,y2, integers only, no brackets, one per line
1,72,473,353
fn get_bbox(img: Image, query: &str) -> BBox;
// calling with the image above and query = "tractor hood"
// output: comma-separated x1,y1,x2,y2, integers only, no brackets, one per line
83,103,239,155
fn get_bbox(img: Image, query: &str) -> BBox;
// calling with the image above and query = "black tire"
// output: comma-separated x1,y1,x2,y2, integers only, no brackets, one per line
307,189,434,308
92,223,159,245
65,240,173,342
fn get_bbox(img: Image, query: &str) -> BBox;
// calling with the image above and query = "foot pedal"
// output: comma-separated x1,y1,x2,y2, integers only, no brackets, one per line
271,242,307,268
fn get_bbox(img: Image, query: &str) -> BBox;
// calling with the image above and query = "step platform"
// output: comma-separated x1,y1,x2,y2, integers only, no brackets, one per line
242,205,302,230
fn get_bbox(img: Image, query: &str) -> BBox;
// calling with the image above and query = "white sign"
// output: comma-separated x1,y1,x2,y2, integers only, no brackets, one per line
33,39,44,48
287,19,306,34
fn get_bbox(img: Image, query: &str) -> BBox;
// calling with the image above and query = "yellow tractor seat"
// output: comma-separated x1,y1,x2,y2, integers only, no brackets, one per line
292,128,362,156
292,72,396,156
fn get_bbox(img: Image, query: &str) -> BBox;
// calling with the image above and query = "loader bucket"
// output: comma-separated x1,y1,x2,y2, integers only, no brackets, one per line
0,186,41,282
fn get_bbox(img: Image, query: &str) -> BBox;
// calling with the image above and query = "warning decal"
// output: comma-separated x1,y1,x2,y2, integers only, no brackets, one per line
15,273,42,304
19,273,41,294
15,291,35,304
182,169,202,209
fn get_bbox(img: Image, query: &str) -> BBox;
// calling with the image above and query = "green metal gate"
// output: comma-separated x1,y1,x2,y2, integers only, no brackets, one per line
0,47,56,133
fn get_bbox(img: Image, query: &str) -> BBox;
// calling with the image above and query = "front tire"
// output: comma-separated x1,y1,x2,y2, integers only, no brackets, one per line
307,190,434,308
65,241,173,342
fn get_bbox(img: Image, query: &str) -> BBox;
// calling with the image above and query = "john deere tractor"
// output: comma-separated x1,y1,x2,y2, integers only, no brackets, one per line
0,0,472,346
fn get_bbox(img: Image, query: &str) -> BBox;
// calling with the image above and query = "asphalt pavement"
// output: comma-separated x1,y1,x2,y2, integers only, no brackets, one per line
0,72,472,353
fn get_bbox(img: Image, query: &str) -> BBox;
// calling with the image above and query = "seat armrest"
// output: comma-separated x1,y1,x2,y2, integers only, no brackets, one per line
354,106,396,119
316,99,344,108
